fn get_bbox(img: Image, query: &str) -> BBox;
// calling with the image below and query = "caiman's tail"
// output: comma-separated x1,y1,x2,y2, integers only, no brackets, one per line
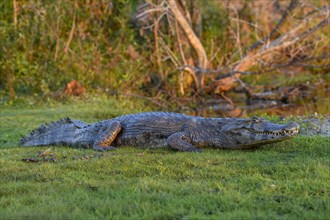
20,117,86,147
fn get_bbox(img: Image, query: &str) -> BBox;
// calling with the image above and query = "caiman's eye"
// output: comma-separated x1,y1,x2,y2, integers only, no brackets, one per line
251,116,262,123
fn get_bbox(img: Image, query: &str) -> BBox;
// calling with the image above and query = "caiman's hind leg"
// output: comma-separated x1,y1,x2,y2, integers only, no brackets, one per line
93,121,122,151
167,132,202,152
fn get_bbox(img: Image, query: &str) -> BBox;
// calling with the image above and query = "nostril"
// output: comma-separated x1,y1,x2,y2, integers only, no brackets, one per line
287,122,300,130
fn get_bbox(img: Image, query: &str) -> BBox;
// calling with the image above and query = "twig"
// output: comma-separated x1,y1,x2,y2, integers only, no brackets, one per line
64,13,76,54
135,1,167,20
247,0,300,53
154,17,163,80
178,65,256,77
175,19,187,95
141,12,167,29
54,5,60,61
175,20,187,66
13,0,18,29
159,38,179,67
231,6,243,59
209,47,222,64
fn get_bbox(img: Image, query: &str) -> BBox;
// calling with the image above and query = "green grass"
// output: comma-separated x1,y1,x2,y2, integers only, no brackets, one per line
0,98,329,219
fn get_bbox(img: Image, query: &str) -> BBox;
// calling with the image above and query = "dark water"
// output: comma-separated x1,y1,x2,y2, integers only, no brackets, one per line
190,83,330,117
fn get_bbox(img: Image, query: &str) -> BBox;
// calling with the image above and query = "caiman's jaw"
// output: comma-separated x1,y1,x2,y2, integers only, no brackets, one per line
245,126,299,137
228,117,300,148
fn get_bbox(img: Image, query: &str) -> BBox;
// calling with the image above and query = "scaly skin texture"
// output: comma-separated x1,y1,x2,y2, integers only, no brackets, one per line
20,112,299,152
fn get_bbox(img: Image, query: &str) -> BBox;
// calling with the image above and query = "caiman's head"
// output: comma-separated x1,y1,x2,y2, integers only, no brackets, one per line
224,117,299,148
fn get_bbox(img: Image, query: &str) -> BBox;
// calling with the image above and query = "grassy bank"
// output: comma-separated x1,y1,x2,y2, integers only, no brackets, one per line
0,98,329,219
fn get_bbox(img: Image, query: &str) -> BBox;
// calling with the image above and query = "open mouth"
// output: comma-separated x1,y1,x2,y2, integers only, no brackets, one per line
248,128,299,136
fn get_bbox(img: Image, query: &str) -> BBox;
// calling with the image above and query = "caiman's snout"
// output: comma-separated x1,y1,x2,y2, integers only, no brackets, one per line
227,118,300,148
243,120,300,138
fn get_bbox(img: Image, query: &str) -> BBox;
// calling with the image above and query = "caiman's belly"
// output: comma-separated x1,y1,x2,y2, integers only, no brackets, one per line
114,133,169,148
113,120,185,148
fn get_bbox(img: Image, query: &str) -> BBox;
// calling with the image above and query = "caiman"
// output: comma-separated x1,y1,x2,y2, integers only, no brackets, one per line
20,112,299,152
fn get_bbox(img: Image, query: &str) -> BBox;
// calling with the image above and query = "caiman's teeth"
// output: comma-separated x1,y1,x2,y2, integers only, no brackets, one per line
252,128,299,136
248,127,299,136
282,128,299,136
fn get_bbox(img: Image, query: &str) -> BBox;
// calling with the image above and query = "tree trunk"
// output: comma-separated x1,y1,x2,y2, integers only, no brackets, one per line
167,0,207,92
167,0,207,68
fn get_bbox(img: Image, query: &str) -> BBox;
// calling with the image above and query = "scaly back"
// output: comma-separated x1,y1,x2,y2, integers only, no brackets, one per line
20,117,87,147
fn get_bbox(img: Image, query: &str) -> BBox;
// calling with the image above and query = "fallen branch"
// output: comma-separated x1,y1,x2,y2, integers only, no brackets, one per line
205,3,330,94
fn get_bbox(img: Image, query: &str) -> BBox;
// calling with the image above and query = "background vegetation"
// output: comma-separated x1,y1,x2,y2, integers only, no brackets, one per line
0,0,329,111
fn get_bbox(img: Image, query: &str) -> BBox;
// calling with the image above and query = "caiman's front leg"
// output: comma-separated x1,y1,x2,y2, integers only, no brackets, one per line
93,121,122,151
167,132,202,152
